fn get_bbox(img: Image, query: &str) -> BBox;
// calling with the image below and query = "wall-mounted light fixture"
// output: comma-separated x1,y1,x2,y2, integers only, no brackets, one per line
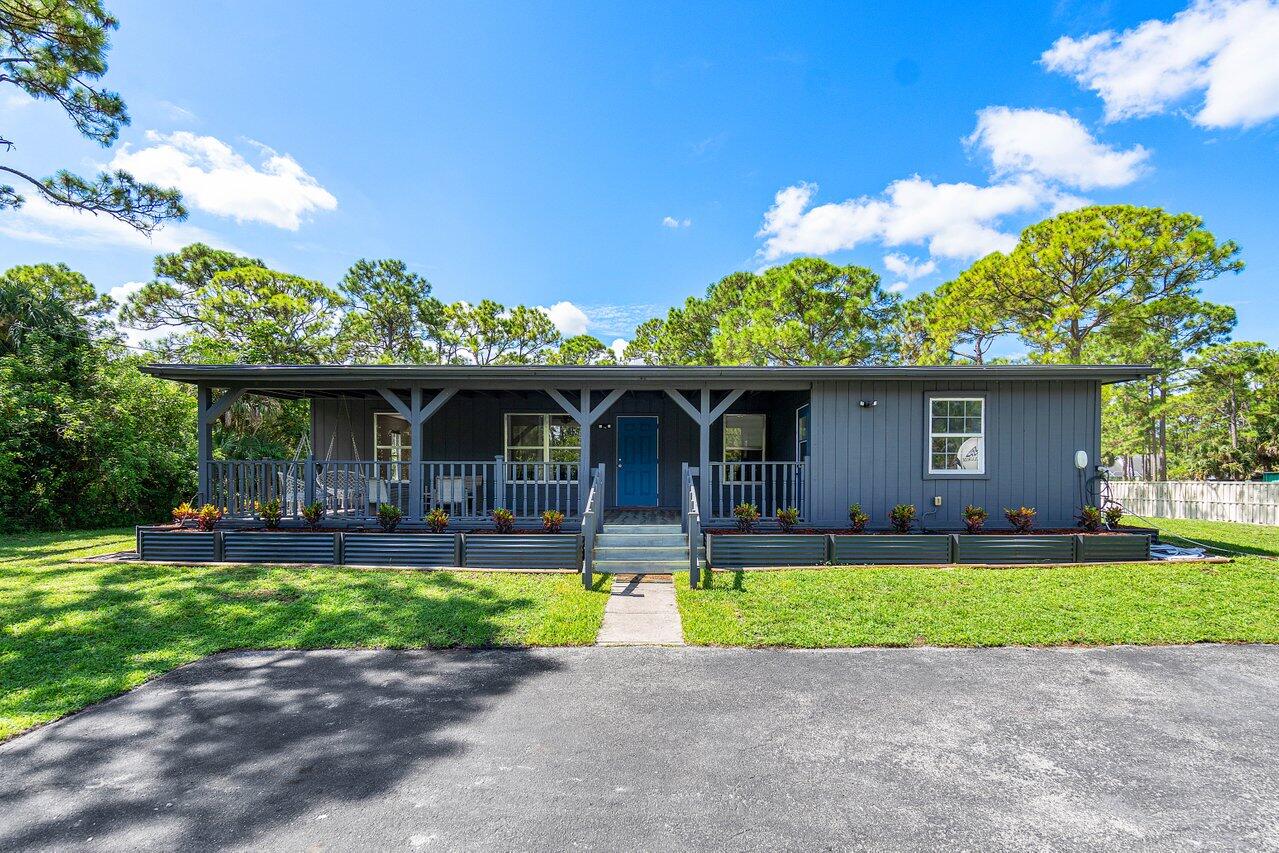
858,400,878,408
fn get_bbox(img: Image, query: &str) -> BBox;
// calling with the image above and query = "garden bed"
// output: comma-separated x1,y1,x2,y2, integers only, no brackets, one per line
706,534,828,568
829,534,951,565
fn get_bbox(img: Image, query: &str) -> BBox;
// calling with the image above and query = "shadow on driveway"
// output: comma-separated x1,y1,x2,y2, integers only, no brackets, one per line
0,649,563,851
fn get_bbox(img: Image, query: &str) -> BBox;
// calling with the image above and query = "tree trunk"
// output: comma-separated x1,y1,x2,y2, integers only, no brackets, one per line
1157,380,1168,481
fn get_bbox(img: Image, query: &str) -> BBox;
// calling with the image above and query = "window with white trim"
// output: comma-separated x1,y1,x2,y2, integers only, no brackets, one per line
374,413,412,481
504,413,580,480
723,413,766,482
928,397,984,473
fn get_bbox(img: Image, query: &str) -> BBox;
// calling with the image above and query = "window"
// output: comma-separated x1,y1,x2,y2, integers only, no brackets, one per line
723,413,766,481
928,397,984,474
374,413,412,480
504,413,581,480
796,404,811,462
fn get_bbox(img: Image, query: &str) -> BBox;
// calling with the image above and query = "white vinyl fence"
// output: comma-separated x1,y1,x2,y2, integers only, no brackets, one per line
1108,480,1279,525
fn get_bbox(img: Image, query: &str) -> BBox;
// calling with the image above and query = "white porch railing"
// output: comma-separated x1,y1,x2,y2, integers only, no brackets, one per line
207,457,580,521
707,461,807,522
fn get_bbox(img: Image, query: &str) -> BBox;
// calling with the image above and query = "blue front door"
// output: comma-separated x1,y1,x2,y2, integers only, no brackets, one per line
616,417,659,506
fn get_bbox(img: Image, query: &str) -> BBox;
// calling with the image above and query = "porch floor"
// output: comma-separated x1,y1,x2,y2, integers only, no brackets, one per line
604,509,681,525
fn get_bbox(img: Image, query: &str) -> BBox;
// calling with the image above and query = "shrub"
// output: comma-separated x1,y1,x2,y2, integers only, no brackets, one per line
542,509,565,533
171,501,198,524
733,502,761,532
196,503,222,532
1104,505,1124,528
776,506,800,532
962,504,988,533
377,503,403,532
256,498,282,530
1004,506,1036,533
1077,505,1104,532
848,503,869,533
492,507,515,533
888,503,916,534
301,501,326,531
425,507,450,533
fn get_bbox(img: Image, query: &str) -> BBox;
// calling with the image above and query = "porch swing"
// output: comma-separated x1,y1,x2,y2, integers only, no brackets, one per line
277,397,371,517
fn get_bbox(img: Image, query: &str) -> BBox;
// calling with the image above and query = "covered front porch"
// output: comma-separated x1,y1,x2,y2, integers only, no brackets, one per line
154,365,813,528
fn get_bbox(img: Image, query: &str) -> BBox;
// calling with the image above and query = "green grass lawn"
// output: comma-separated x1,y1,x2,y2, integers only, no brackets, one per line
676,518,1279,648
0,528,609,741
1148,517,1279,557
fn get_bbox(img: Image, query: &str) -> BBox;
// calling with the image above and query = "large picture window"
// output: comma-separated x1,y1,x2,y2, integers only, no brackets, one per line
374,412,412,480
723,413,766,482
504,413,580,480
928,397,984,474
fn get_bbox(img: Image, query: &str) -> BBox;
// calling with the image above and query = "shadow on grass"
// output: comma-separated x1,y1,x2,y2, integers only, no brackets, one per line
1159,532,1279,558
700,569,748,591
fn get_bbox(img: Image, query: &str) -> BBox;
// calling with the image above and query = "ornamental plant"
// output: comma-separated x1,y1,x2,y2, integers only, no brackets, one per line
301,501,326,531
196,503,222,532
776,506,800,532
542,509,565,533
256,498,282,530
377,503,403,532
425,507,450,533
1004,506,1036,533
1077,505,1103,532
492,507,516,533
733,502,761,532
1104,505,1124,528
172,501,198,524
848,503,869,533
888,503,916,534
962,504,988,534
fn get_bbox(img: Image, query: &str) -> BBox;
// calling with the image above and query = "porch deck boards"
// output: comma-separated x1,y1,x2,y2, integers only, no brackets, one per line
604,509,681,525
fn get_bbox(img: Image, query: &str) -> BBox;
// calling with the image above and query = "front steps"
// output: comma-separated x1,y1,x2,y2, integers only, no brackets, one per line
593,523,702,575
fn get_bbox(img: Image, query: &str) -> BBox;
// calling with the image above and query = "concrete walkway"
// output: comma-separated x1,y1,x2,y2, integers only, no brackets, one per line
596,577,685,645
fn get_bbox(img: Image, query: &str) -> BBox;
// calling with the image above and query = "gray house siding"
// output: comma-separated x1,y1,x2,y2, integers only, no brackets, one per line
313,389,807,510
806,379,1101,530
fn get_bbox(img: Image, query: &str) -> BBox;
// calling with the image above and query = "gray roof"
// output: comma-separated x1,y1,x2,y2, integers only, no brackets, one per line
142,363,1157,390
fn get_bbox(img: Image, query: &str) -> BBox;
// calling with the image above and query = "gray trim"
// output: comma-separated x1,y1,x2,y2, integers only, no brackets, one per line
142,363,1157,388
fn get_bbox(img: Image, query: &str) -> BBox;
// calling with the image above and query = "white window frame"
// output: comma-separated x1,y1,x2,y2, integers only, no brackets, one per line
503,413,580,482
373,412,412,481
927,396,985,475
723,413,766,483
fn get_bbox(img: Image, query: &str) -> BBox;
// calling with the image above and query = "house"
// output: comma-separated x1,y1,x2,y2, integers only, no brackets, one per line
142,363,1155,532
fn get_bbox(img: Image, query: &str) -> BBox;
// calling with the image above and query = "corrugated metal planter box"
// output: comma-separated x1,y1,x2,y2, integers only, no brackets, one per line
953,534,1076,564
137,527,217,562
462,534,582,569
1075,533,1151,562
829,534,952,565
223,530,337,564
706,534,828,568
344,533,460,566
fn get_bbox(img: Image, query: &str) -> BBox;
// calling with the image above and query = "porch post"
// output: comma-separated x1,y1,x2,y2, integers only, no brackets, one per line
579,388,591,514
197,384,213,503
409,386,424,520
699,388,711,520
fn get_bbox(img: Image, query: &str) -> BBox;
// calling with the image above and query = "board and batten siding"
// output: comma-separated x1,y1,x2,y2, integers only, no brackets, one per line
806,380,1101,529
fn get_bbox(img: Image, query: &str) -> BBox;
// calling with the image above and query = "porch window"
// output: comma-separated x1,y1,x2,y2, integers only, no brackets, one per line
928,397,984,473
504,413,580,480
374,412,412,481
723,413,765,482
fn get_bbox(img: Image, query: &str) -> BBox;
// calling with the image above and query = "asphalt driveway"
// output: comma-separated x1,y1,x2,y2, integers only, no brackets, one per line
2,645,1277,851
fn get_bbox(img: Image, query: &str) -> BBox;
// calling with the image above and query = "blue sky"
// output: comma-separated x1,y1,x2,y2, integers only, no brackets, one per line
2,0,1276,353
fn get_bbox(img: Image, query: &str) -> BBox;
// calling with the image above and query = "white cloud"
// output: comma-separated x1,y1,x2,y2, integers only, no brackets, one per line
540,301,590,336
109,131,338,229
661,216,692,228
966,107,1150,189
886,282,909,294
758,178,1062,262
610,338,629,360
1043,0,1279,129
0,194,231,253
105,281,177,350
882,253,937,281
157,100,199,123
